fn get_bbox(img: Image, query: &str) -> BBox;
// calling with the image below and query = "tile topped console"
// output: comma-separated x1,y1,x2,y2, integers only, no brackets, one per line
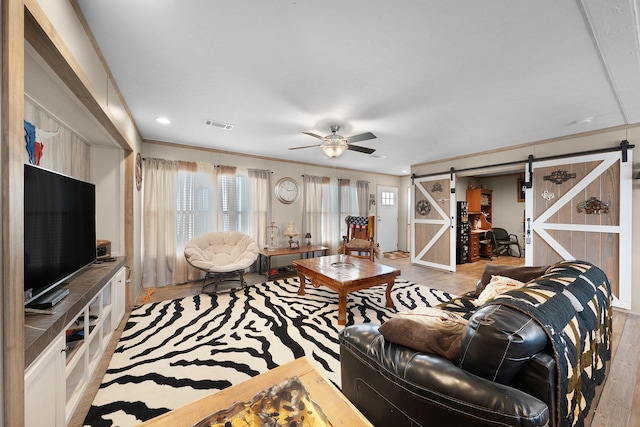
24,256,126,367
24,257,127,427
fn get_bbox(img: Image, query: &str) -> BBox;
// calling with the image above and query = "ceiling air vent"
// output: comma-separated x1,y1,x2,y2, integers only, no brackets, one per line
204,119,234,130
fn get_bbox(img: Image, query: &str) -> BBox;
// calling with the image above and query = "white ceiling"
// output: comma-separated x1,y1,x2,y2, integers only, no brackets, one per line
68,0,640,175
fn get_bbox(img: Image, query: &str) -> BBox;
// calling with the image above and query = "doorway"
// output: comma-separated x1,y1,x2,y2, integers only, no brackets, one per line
377,185,398,253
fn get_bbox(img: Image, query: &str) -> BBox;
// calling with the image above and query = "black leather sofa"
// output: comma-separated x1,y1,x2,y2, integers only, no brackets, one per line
339,261,611,427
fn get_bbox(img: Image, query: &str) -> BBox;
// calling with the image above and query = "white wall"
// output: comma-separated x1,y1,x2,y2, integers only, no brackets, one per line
90,146,124,256
143,142,403,265
477,174,526,242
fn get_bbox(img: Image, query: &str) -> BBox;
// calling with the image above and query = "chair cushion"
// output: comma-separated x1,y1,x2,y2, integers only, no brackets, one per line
345,238,373,250
184,232,258,273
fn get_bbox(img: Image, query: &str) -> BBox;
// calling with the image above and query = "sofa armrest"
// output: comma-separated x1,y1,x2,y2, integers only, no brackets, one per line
339,324,550,427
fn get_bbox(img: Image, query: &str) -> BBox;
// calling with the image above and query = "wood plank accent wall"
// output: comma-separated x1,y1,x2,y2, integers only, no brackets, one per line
24,98,90,179
2,0,25,425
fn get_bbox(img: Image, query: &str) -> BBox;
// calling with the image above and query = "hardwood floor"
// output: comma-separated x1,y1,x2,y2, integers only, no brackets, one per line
70,255,639,427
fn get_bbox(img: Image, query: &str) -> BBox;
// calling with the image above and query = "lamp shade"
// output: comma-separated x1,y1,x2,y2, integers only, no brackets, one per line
284,222,299,238
322,141,348,158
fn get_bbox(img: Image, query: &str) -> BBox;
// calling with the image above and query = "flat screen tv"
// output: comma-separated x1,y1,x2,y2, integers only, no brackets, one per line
24,164,96,306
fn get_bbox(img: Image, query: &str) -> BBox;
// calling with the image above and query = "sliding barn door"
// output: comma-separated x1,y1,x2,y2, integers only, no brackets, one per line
525,151,632,308
411,173,456,272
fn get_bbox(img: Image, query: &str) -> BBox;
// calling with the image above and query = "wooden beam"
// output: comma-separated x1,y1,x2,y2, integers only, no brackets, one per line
2,0,25,425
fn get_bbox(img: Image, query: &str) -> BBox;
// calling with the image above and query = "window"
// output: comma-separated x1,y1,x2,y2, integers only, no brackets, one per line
219,173,249,233
176,168,215,243
381,191,395,206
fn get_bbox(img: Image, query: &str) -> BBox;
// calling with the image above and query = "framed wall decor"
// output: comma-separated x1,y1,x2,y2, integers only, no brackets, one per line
517,176,525,202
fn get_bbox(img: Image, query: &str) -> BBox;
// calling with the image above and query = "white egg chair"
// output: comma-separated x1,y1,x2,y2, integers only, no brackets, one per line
184,231,259,294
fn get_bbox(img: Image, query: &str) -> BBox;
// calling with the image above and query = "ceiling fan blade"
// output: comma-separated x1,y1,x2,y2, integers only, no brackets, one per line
289,143,322,150
347,144,376,155
302,132,325,140
345,132,376,144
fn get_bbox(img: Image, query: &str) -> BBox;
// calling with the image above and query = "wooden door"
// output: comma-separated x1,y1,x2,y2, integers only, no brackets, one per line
525,151,632,308
411,174,456,271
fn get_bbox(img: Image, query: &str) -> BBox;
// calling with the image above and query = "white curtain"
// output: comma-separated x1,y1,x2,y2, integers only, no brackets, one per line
248,168,271,248
302,175,341,253
323,177,341,252
174,162,216,284
302,175,324,249
339,179,358,238
143,158,179,288
357,180,369,216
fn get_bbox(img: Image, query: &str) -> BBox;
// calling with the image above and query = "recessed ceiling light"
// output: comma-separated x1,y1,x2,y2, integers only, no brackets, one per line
575,117,593,125
402,170,408,174
155,117,171,124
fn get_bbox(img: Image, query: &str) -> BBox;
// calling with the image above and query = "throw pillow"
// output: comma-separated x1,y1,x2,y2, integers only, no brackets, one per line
475,275,526,305
475,264,550,297
379,307,467,362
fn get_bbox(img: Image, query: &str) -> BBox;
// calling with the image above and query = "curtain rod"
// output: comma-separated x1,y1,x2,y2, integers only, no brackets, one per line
411,140,633,181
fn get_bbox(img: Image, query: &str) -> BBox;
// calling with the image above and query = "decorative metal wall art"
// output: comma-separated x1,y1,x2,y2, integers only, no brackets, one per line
431,182,449,203
416,199,431,216
577,197,609,215
543,170,576,184
541,190,555,201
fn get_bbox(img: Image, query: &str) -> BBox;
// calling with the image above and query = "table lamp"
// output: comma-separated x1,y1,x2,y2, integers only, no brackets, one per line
305,233,312,246
284,222,299,248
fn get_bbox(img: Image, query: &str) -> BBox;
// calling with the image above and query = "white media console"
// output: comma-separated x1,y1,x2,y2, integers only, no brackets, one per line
24,257,127,427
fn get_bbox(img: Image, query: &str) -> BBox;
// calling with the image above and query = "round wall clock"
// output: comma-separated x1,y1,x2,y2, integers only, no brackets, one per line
275,177,299,204
135,152,142,191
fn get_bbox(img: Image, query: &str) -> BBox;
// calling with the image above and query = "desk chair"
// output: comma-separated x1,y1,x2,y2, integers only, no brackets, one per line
492,228,522,257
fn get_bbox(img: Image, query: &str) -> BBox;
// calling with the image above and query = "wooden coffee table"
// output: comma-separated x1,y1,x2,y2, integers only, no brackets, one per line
137,357,372,426
292,255,401,325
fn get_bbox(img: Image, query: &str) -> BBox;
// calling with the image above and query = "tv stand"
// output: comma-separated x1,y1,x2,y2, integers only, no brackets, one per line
26,288,69,309
24,257,127,427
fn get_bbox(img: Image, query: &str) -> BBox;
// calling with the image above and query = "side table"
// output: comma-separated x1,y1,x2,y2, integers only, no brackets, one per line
258,245,329,279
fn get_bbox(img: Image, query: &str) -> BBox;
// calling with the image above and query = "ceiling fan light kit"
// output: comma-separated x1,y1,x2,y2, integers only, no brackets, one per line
322,140,348,158
290,124,377,158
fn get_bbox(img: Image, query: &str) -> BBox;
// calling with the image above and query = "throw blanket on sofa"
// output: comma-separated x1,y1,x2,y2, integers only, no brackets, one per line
487,260,612,427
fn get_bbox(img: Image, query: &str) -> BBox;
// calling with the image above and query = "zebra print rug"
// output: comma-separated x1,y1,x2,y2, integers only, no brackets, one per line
83,277,452,426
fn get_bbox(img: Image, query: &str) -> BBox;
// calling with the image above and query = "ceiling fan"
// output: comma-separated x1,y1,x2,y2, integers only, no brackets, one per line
289,124,377,158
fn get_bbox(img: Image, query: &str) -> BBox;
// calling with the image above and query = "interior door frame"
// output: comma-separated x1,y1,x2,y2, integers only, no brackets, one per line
524,150,632,309
411,173,456,272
